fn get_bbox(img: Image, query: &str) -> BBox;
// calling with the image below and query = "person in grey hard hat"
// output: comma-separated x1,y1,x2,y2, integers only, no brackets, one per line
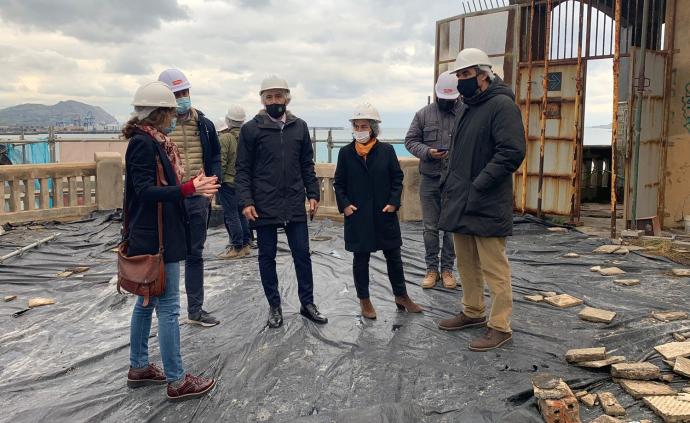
405,71,463,290
158,68,221,328
235,75,327,329
437,48,525,352
217,105,251,259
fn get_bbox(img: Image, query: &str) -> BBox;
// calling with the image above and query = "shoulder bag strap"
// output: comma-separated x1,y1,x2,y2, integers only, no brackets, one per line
156,157,164,253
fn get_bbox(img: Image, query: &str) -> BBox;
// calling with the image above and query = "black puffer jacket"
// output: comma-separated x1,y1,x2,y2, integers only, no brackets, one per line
235,111,320,227
439,77,526,237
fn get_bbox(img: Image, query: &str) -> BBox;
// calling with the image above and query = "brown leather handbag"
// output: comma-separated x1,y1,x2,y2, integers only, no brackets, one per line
117,159,166,306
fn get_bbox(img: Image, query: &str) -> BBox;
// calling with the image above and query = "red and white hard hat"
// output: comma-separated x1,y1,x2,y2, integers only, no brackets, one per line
435,71,460,100
158,68,191,93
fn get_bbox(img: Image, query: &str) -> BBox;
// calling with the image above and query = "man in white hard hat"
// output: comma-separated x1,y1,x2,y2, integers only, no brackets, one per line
437,48,525,351
217,104,251,260
235,76,327,328
158,68,222,328
405,71,463,290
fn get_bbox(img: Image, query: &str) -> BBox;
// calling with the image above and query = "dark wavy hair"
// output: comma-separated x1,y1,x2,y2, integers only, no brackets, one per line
121,107,175,138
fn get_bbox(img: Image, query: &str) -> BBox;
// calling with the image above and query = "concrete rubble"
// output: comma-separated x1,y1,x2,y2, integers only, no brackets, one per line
613,279,641,286
652,311,689,322
611,362,661,380
566,347,607,363
643,394,690,422
673,356,690,378
597,391,626,417
655,342,690,361
532,373,581,423
616,379,677,399
544,294,584,308
579,307,617,323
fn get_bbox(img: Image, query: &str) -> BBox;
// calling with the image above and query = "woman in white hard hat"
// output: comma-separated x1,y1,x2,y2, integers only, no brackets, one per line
333,103,423,319
122,81,219,401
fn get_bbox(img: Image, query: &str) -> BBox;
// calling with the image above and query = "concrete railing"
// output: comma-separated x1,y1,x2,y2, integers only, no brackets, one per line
313,158,422,222
0,152,123,225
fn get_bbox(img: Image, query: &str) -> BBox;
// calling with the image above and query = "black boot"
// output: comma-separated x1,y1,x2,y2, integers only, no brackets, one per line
300,303,328,324
267,306,283,328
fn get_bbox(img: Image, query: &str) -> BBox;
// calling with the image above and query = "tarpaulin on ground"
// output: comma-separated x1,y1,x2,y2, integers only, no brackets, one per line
1,213,688,422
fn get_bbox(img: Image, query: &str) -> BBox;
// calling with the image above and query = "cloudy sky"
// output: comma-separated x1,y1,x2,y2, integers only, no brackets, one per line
0,0,613,128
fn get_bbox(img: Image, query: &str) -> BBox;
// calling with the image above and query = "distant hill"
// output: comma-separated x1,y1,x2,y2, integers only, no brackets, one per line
0,100,118,126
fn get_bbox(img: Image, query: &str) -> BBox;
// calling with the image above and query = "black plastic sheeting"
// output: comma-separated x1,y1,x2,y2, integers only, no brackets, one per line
1,213,689,423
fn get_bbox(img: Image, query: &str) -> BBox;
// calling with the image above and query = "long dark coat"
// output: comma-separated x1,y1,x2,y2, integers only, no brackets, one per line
438,77,526,237
333,141,403,253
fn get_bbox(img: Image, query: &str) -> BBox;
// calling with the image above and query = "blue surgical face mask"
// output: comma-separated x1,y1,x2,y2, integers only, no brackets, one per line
163,117,177,134
176,97,191,114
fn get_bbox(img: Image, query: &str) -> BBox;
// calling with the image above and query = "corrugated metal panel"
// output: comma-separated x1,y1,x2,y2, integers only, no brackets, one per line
516,61,581,215
625,49,666,220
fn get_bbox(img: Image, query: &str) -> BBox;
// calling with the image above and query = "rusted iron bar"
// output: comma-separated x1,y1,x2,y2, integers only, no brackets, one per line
657,0,676,227
522,0,537,213
569,0,586,225
610,0,622,238
630,0,650,230
537,0,552,218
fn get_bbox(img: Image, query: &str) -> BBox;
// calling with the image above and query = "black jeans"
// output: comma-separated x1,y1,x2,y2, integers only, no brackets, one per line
255,221,314,308
218,184,250,249
352,247,407,299
183,195,210,316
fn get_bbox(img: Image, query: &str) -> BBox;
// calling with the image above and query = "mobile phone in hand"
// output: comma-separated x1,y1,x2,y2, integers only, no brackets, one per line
436,148,448,153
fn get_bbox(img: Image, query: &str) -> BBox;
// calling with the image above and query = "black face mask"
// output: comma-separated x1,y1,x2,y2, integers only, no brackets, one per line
266,103,286,119
457,77,480,99
437,99,456,112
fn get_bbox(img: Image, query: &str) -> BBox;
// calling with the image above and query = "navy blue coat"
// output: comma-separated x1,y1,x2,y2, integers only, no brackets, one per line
333,141,403,253
124,130,188,263
235,111,319,227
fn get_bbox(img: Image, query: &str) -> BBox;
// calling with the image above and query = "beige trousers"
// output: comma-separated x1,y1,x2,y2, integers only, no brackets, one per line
453,234,513,333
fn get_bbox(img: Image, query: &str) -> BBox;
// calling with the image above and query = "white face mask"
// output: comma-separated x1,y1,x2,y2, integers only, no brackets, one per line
353,130,371,144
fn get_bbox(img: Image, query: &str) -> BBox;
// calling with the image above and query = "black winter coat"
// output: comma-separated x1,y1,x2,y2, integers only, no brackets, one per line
124,130,188,263
333,141,403,253
235,111,320,227
439,78,526,238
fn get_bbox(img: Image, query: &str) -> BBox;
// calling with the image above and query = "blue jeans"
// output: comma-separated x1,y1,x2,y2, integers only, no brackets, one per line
420,174,455,272
184,195,210,316
218,184,250,249
129,261,184,383
255,221,314,307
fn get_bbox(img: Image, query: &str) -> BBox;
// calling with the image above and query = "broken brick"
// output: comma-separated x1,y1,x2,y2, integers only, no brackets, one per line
643,395,690,423
597,391,626,416
27,298,56,308
579,393,597,408
537,396,581,423
566,347,607,363
652,311,689,322
544,294,584,308
578,307,617,323
616,379,676,399
672,268,690,277
533,380,574,400
611,362,661,380
525,294,545,303
598,267,626,276
655,342,690,360
575,356,626,368
613,279,640,286
589,416,623,423
673,356,690,378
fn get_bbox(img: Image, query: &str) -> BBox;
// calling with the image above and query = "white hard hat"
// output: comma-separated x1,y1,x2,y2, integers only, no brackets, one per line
158,68,191,93
450,48,492,73
214,118,228,132
260,75,290,94
226,104,246,122
435,71,460,100
131,81,177,107
349,102,381,123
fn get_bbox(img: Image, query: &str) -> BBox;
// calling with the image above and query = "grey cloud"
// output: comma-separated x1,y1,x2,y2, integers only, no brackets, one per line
0,0,189,42
106,50,152,75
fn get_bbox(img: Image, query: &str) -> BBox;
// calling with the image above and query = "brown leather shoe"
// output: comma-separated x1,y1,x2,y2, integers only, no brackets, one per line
441,270,457,289
469,328,512,351
127,363,166,388
167,374,216,402
395,294,423,313
359,298,377,319
438,312,487,331
421,270,439,289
